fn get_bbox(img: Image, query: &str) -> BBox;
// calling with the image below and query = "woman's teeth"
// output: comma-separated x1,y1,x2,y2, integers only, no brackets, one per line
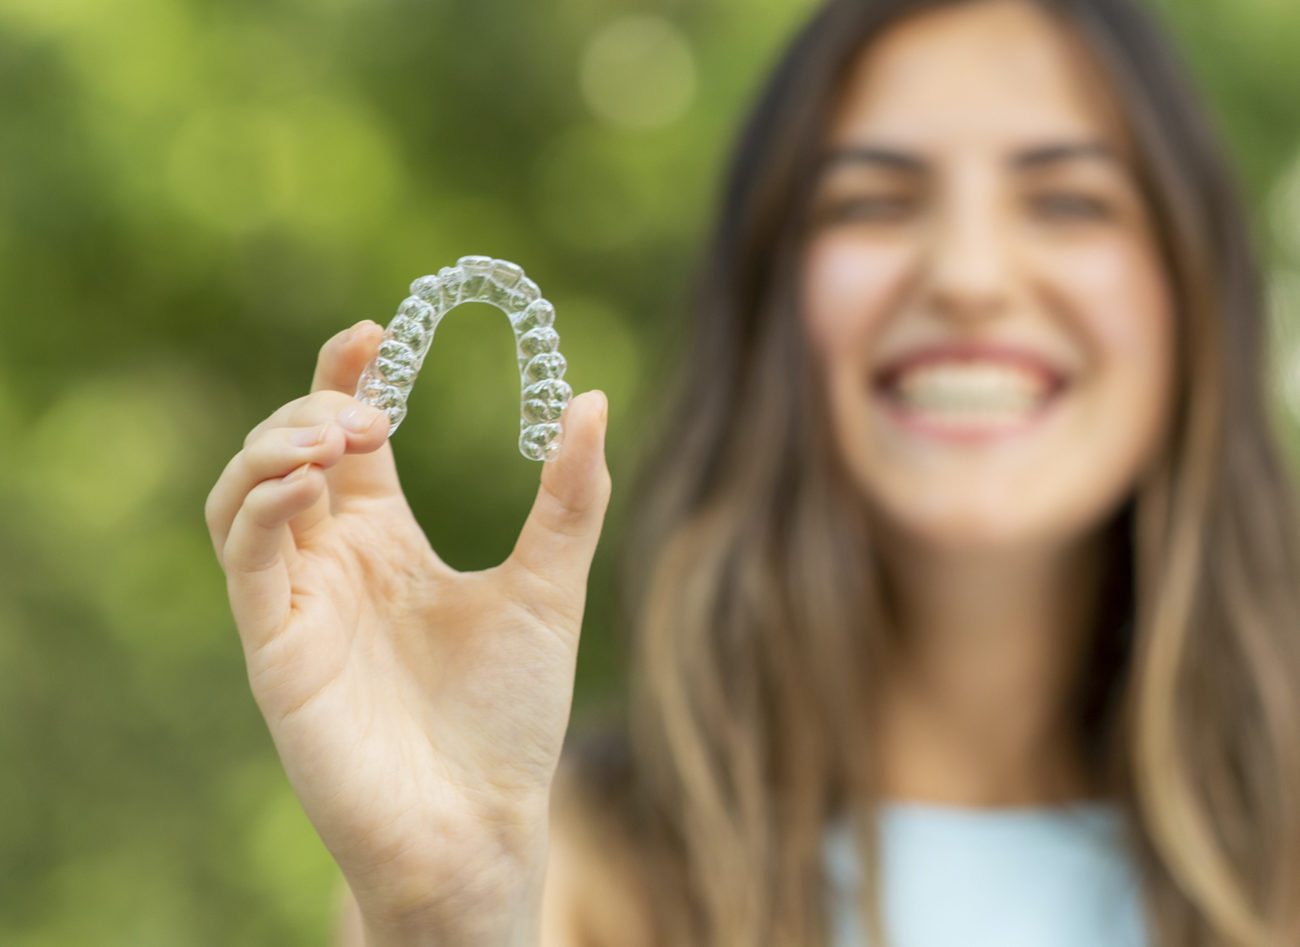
887,363,1054,423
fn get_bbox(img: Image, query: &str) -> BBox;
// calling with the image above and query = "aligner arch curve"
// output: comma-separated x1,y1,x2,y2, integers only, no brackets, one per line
353,255,572,461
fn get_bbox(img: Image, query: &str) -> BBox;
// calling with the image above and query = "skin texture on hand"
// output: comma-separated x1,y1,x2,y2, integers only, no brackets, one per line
204,319,612,943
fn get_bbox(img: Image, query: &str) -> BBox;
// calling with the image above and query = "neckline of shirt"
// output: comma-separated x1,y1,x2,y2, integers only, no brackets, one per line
824,797,1127,834
877,797,1122,816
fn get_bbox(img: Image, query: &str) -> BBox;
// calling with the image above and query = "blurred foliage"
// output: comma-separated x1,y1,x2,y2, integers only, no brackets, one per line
0,0,1297,943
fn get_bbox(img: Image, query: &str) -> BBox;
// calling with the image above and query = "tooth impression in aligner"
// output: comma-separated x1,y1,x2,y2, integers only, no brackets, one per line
353,255,573,462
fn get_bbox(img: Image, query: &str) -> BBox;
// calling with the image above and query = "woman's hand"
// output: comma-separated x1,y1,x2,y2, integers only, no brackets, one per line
204,320,611,945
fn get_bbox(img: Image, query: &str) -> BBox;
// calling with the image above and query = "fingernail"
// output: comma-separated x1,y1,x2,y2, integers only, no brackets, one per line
338,405,379,432
342,322,374,347
284,462,312,482
595,390,608,423
292,424,326,447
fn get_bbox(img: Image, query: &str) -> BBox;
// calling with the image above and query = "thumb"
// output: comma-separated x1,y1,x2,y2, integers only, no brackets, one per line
509,390,612,603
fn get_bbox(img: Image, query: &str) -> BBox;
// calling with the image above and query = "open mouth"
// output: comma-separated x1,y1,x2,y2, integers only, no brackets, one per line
871,361,1071,444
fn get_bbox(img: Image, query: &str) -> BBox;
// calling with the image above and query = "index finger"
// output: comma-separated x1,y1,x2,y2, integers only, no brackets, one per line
304,318,403,501
240,320,375,445
244,320,399,500
313,319,381,394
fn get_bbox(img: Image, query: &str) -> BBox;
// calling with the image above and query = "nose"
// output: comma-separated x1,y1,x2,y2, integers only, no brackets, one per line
924,183,1014,323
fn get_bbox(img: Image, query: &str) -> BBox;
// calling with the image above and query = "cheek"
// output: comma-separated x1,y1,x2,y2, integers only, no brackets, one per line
802,234,916,358
1044,237,1173,364
1042,236,1177,473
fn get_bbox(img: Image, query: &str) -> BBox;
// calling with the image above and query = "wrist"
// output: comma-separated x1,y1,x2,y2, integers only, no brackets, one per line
354,820,550,947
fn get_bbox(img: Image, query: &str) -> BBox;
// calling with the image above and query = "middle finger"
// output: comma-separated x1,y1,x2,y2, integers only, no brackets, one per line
208,422,349,556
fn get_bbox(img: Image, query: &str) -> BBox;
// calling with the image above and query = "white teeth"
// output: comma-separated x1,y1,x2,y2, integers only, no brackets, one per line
892,363,1050,417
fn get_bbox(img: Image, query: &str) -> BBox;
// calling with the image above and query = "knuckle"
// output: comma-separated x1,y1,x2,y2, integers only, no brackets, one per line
204,455,242,528
541,477,585,520
312,389,351,408
242,480,279,526
245,395,312,448
203,489,220,533
243,419,276,450
305,390,353,420
231,443,262,479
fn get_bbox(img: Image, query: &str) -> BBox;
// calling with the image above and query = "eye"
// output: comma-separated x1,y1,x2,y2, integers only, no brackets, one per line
817,194,920,225
1027,191,1115,222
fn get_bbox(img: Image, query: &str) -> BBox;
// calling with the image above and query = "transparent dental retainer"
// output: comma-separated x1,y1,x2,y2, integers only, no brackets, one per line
353,255,571,462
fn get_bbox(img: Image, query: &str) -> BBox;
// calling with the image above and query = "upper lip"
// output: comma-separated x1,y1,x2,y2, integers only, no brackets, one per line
874,341,1073,393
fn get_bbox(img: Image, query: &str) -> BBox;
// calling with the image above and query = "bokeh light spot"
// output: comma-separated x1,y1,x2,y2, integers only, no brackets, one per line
19,377,186,534
167,107,296,233
279,96,403,240
1268,268,1300,424
1270,149,1300,263
580,16,696,131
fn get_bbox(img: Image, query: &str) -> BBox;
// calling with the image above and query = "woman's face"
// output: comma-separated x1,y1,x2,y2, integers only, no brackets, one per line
802,0,1175,555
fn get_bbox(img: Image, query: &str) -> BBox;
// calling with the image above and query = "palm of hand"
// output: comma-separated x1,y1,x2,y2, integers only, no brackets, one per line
206,320,609,930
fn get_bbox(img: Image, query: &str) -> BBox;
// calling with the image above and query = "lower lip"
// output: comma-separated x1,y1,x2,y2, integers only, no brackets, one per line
872,386,1067,445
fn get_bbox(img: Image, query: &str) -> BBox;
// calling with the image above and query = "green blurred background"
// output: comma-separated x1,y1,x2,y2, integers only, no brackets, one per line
1,0,1297,943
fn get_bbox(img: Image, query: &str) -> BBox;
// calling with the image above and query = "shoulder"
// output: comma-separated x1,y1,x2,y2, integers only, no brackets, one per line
542,721,658,947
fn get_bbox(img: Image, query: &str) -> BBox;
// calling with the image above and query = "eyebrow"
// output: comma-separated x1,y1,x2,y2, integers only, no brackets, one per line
815,140,1118,175
816,145,926,174
1012,141,1117,169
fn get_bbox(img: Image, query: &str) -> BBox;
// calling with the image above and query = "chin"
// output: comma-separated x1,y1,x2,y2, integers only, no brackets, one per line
852,471,1095,559
878,511,1059,556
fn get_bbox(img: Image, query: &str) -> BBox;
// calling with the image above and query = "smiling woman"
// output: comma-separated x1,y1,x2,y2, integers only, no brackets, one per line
593,0,1300,944
206,0,1300,945
802,0,1175,557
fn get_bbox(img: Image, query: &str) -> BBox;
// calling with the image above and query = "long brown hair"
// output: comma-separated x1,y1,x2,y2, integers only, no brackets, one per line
566,1,1300,944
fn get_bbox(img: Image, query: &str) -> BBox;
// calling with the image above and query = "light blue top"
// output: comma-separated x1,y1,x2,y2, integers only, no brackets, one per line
822,800,1149,947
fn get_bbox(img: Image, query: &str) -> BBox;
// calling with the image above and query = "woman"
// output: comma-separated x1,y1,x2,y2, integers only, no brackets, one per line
204,0,1300,944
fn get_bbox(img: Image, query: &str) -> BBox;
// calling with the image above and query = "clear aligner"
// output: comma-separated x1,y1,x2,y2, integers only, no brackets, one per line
352,256,571,462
